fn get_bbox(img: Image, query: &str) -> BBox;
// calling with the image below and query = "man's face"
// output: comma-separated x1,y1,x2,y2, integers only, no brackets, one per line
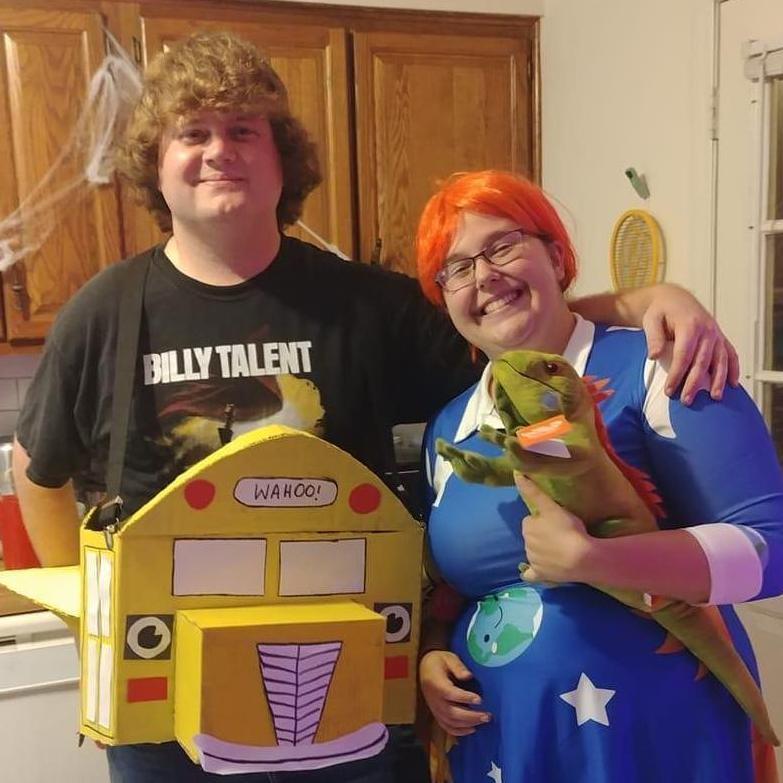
157,111,283,227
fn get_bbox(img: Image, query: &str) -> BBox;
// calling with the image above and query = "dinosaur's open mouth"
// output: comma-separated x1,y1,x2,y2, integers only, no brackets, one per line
493,384,530,430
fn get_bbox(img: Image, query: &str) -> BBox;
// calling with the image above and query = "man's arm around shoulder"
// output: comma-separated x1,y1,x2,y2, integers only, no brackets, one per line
12,437,80,566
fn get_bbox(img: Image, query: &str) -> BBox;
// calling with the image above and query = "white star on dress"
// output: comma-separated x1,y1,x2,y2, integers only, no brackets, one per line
559,673,615,726
487,761,503,782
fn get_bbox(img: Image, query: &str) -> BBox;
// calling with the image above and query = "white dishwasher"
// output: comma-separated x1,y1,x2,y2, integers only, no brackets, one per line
0,611,108,781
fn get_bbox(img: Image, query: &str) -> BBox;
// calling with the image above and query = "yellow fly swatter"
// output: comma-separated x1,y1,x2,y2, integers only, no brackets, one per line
609,209,665,290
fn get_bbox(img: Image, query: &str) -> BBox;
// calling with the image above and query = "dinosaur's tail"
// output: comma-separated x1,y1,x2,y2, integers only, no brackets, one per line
415,688,454,783
650,598,779,747
596,585,778,746
429,724,454,783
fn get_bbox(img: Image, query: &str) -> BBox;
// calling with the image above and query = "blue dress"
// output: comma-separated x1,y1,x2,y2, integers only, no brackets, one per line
423,319,783,783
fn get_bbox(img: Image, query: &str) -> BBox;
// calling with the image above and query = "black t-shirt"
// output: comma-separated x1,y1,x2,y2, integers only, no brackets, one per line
17,236,478,516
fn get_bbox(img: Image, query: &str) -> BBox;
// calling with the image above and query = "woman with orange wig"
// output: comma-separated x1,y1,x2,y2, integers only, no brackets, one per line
417,170,783,783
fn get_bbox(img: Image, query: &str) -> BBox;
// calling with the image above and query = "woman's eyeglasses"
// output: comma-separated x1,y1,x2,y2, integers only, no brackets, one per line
435,229,544,292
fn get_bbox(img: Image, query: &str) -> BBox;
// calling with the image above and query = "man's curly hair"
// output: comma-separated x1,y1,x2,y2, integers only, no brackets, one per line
117,31,321,231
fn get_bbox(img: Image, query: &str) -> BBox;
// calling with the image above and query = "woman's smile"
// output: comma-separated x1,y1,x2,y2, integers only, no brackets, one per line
478,286,528,317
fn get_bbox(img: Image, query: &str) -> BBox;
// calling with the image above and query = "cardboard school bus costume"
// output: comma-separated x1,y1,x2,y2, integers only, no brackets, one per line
0,426,424,774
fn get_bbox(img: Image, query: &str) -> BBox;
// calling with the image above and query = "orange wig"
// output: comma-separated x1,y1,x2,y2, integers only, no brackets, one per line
416,170,577,306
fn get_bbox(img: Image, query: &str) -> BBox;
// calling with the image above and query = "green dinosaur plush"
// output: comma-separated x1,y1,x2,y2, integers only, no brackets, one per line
436,349,778,746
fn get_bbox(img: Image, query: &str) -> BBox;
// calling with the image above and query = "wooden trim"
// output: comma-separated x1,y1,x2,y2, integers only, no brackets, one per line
85,16,124,268
100,1,141,260
0,0,99,11
531,16,542,184
322,26,355,257
128,0,538,35
351,30,377,261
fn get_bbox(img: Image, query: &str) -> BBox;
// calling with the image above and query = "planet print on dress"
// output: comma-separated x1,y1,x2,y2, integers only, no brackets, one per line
466,586,543,667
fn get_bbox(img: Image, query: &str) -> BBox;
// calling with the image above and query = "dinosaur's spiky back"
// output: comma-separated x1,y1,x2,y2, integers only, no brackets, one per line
582,376,666,519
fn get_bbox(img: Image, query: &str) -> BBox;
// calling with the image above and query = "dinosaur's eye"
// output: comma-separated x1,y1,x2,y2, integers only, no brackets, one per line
544,362,559,374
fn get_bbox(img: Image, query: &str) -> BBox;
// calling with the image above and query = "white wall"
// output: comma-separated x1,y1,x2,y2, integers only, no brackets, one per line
541,0,716,301
0,355,39,437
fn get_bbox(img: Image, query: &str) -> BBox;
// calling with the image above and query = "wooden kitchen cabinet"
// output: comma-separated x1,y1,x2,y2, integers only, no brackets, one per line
127,4,538,271
0,0,539,350
354,26,536,277
0,5,123,345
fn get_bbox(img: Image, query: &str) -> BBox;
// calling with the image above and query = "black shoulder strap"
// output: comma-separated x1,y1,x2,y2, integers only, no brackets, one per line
97,253,151,531
364,352,424,523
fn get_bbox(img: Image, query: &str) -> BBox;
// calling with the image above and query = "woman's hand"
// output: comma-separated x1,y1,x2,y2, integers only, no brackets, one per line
419,650,490,736
516,474,710,602
516,474,596,584
641,283,739,405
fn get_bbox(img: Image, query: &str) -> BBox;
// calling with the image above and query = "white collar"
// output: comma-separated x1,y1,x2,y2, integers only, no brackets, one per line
451,314,596,443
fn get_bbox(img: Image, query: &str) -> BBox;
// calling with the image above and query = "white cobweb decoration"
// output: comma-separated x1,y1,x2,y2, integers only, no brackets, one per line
0,30,142,273
295,220,350,261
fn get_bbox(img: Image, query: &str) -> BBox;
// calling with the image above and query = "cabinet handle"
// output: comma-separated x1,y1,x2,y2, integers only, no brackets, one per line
132,36,143,66
370,237,383,265
9,264,30,320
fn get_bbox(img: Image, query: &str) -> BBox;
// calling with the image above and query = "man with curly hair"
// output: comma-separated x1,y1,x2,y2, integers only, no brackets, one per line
13,31,474,783
11,30,738,783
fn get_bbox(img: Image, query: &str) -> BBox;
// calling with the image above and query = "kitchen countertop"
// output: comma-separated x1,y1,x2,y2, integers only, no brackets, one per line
0,559,41,616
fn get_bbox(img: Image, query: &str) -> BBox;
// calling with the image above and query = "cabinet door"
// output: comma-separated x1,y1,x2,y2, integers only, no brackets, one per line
354,29,537,277
128,8,354,259
0,7,123,343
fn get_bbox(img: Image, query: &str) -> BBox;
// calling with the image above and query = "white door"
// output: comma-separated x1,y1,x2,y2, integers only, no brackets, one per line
715,0,783,765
